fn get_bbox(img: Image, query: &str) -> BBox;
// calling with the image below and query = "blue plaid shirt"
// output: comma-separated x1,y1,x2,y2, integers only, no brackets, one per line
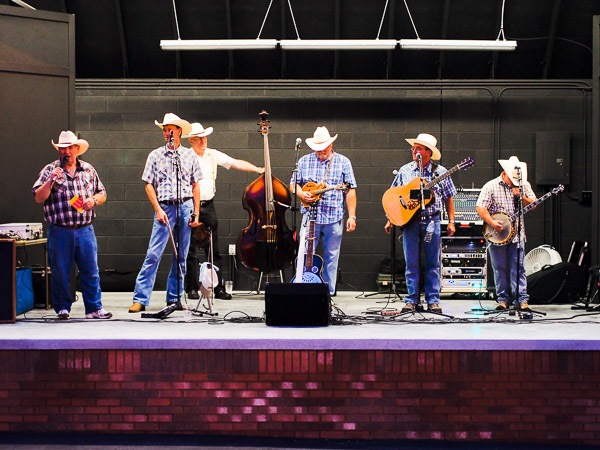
292,151,357,224
391,161,456,217
141,145,203,201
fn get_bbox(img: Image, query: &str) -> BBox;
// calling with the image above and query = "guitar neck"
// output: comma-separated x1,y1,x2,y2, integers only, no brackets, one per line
509,190,554,222
424,164,461,189
305,215,316,267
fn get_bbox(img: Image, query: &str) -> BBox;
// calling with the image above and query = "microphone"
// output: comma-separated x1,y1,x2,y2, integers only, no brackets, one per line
295,138,302,150
416,153,422,160
52,155,70,182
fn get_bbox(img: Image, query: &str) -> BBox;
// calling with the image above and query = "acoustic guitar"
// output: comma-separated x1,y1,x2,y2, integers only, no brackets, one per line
483,184,564,245
292,206,324,284
300,182,350,207
382,157,474,227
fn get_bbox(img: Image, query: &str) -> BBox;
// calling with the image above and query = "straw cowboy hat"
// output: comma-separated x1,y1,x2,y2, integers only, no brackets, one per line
306,126,338,151
499,156,528,186
154,113,192,136
182,122,214,139
405,133,441,160
51,131,89,156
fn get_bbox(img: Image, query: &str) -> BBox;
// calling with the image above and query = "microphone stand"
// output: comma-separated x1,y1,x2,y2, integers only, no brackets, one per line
172,135,183,308
291,139,302,268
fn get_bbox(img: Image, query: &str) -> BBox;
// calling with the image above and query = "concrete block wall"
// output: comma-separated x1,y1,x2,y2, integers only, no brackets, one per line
75,81,592,292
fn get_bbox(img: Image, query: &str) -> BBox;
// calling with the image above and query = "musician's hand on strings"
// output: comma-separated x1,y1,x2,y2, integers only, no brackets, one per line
491,219,503,232
156,209,169,224
301,191,316,204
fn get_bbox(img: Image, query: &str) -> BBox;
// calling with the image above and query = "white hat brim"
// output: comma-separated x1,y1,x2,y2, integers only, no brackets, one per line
183,127,213,139
52,139,89,156
306,134,338,151
405,138,441,160
499,158,528,185
155,118,192,137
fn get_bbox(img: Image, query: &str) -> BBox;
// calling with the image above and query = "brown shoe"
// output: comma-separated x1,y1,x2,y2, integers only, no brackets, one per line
428,303,442,313
520,302,531,312
401,303,415,313
495,301,508,311
129,303,145,313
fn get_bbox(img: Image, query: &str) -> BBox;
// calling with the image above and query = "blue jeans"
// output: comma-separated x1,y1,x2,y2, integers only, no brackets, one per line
488,242,529,305
133,201,193,305
47,223,103,314
301,217,343,295
402,217,441,305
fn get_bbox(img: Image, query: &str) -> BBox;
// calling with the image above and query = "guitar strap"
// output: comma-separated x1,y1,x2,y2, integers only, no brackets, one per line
321,152,336,184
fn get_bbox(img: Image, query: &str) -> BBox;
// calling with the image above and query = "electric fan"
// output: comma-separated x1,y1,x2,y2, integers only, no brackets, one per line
524,245,562,276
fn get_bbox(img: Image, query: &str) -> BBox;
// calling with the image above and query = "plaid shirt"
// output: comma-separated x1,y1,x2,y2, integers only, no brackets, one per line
292,151,357,224
476,175,537,243
391,161,456,217
32,159,106,226
142,145,203,201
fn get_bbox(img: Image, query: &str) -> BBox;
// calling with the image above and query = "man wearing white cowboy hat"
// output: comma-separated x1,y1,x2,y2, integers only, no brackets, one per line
384,133,456,313
290,126,357,295
32,130,112,320
130,113,203,313
476,155,537,312
182,122,265,300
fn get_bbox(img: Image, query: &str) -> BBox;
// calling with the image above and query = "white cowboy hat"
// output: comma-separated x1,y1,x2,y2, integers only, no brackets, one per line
154,113,192,136
51,131,89,156
499,156,528,186
306,126,338,151
182,122,214,139
405,133,441,160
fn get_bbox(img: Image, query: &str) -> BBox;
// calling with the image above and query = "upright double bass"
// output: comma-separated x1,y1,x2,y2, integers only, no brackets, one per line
237,111,295,272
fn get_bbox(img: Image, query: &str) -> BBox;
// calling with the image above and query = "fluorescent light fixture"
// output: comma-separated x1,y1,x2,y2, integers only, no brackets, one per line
160,39,278,51
279,39,397,50
399,39,517,51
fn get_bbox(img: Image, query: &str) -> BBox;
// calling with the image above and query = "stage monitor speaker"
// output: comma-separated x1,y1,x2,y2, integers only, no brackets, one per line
0,240,17,323
265,282,331,326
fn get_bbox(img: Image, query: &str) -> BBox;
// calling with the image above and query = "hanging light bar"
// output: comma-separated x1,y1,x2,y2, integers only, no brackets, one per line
399,39,517,51
279,39,397,50
160,39,278,51
160,39,517,52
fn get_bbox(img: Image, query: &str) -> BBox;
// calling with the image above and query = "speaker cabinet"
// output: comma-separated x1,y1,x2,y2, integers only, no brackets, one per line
0,240,16,323
265,282,331,326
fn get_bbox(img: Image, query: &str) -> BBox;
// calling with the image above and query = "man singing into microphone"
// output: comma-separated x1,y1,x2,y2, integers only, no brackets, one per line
182,122,264,301
32,131,111,320
129,113,202,313
384,133,456,313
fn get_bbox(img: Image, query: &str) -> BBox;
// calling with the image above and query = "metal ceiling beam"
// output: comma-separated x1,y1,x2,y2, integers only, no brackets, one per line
437,0,451,79
114,0,130,78
543,0,561,79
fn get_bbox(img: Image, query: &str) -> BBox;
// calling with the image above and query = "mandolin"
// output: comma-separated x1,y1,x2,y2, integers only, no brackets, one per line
383,157,474,227
300,182,350,208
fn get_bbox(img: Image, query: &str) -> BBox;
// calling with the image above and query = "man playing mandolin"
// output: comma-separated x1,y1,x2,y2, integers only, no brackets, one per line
384,133,456,313
476,156,537,312
291,126,357,296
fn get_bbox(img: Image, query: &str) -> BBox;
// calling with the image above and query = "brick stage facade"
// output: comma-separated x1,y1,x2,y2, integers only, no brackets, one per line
1,349,598,445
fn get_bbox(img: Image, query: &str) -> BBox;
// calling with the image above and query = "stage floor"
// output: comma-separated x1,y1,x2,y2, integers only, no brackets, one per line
4,291,600,351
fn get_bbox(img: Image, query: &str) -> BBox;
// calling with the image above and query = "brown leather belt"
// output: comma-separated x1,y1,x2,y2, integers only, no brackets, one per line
160,197,192,205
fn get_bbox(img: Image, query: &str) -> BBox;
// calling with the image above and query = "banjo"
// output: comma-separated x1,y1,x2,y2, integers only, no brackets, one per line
483,184,564,246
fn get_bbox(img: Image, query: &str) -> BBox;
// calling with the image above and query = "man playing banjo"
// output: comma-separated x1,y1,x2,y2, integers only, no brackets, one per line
476,156,537,311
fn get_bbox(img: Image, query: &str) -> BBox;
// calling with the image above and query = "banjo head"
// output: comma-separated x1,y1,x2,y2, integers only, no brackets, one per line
484,212,514,245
